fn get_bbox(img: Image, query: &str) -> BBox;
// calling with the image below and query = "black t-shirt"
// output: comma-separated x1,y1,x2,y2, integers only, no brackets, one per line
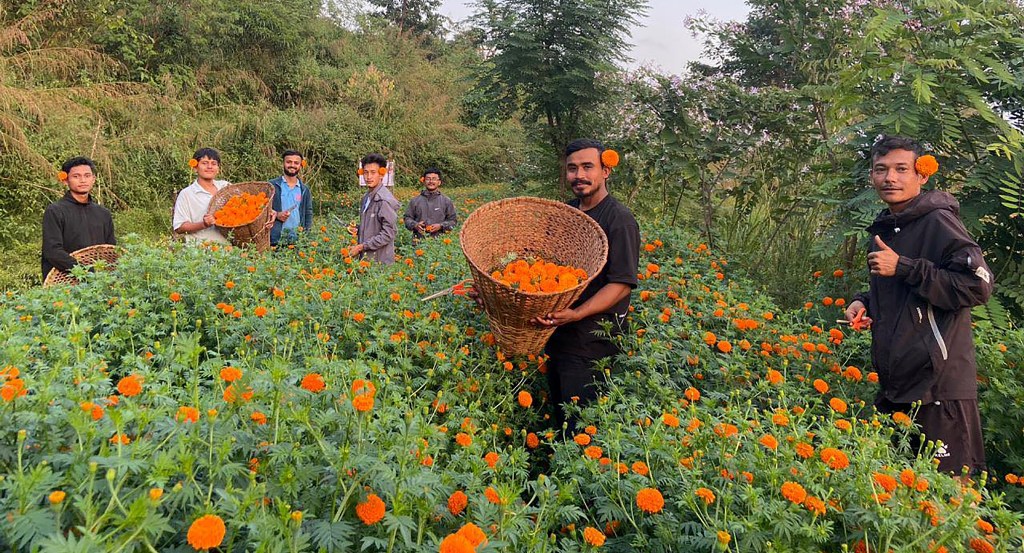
546,194,640,359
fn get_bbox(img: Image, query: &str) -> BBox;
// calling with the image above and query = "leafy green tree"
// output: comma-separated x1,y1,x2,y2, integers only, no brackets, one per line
367,0,443,36
473,0,647,156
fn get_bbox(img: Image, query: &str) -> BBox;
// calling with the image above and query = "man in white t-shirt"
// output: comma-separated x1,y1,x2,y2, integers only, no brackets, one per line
173,147,230,243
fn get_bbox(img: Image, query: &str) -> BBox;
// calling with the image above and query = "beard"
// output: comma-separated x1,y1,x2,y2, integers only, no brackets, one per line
284,167,300,177
572,179,593,198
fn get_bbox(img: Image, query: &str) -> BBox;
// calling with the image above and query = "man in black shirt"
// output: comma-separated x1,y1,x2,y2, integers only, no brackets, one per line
41,157,116,281
536,139,640,432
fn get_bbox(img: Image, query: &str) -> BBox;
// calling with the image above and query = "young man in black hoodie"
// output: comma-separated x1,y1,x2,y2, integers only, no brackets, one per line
41,157,116,282
845,135,993,475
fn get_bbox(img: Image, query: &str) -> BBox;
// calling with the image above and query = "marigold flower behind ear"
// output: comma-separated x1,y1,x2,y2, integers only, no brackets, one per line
57,171,68,181
601,149,620,168
357,168,364,176
378,166,388,176
915,154,938,177
189,159,198,168
301,159,308,168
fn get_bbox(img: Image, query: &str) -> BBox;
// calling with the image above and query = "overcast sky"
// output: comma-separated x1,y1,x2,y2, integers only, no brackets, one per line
437,0,751,74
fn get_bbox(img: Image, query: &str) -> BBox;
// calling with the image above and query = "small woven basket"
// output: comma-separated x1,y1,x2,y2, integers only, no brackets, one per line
460,197,608,356
43,244,119,287
207,182,275,251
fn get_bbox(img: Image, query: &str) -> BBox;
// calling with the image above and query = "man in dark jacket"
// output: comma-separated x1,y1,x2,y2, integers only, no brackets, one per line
403,168,457,239
845,135,993,474
269,149,314,246
41,157,116,282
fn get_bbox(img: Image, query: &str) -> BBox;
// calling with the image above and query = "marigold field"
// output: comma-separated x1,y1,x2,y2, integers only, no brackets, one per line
2,194,1023,552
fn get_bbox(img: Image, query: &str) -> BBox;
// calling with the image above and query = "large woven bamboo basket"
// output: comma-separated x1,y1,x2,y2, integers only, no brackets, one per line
207,182,275,251
43,244,119,287
460,197,608,356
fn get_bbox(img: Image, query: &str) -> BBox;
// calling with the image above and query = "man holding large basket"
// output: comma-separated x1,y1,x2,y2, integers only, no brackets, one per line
536,139,640,432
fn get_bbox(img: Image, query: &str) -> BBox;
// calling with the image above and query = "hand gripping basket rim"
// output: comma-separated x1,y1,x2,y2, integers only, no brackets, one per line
43,243,120,287
459,196,609,356
207,182,275,250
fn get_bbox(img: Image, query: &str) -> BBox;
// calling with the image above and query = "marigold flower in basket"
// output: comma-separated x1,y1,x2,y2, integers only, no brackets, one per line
490,257,588,294
915,154,938,177
600,149,620,168
214,192,269,227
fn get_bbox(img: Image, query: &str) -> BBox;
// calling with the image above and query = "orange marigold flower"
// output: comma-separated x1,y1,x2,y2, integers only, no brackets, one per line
900,468,916,487
220,366,242,382
187,514,226,550
254,306,268,317
636,488,665,513
116,374,143,397
320,291,333,301
766,369,783,385
772,411,790,426
525,432,539,449
356,493,386,525
631,461,650,476
517,390,533,408
759,434,779,450
448,490,468,516
352,393,374,412
703,332,717,345
176,406,199,423
713,423,738,438
169,292,181,302
149,488,163,501
583,526,606,546
716,340,733,353
804,496,826,516
717,530,731,545
969,538,995,553
833,269,844,278
584,446,603,459
977,519,994,533
794,442,814,459
300,373,326,393
48,490,66,504
250,411,268,425
873,472,898,493
662,413,680,428
892,411,913,426
456,522,487,547
781,481,807,504
601,149,620,168
829,397,848,414
455,432,472,447
684,387,700,402
915,154,939,177
574,433,592,446
439,534,474,553
484,451,500,468
695,487,715,505
484,486,502,504
819,447,850,470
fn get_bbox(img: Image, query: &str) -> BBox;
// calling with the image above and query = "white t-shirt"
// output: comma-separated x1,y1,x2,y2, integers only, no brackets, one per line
173,180,230,243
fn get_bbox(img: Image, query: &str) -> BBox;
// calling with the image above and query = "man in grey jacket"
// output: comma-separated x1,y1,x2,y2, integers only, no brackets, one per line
404,168,457,239
351,153,400,265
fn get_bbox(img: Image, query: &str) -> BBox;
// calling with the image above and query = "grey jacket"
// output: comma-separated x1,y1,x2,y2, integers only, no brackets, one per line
357,185,400,265
403,190,457,238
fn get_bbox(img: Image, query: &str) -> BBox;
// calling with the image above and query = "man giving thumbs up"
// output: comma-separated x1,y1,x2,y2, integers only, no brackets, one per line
846,136,993,476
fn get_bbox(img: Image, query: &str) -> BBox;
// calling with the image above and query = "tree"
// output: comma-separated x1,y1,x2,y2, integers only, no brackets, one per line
367,0,443,37
474,0,647,155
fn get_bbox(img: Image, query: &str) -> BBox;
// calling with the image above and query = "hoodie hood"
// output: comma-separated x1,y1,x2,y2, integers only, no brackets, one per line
867,189,959,234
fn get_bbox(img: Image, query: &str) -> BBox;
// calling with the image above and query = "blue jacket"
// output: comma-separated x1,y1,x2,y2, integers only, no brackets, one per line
269,176,313,245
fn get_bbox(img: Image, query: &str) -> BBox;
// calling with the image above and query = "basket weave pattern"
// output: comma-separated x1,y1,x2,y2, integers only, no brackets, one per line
43,244,119,287
207,182,275,251
460,197,608,356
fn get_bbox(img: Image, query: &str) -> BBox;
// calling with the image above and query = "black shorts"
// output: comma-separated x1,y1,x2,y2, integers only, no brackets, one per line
878,398,985,474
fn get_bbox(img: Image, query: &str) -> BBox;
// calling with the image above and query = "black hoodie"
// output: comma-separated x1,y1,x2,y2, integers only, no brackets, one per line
853,190,993,404
41,192,115,281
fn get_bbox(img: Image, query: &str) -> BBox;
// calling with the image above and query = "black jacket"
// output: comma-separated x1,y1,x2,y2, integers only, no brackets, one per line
41,192,115,280
853,190,993,404
403,190,457,238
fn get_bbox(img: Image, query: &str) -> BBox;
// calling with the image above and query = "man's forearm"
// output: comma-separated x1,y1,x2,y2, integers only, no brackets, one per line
572,283,632,319
176,221,211,234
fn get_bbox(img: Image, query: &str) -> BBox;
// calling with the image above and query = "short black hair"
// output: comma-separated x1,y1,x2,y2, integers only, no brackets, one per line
361,153,387,168
282,149,303,160
565,138,607,165
193,147,221,163
422,167,442,180
870,135,924,161
62,157,96,175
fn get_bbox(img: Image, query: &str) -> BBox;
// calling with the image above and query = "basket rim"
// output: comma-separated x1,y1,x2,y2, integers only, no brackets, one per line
43,243,120,287
208,182,275,229
459,196,609,298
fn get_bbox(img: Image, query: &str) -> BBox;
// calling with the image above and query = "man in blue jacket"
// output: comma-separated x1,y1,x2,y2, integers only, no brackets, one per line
269,149,313,246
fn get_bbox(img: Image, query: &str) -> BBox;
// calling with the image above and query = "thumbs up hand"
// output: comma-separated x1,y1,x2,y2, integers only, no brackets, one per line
867,235,900,276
